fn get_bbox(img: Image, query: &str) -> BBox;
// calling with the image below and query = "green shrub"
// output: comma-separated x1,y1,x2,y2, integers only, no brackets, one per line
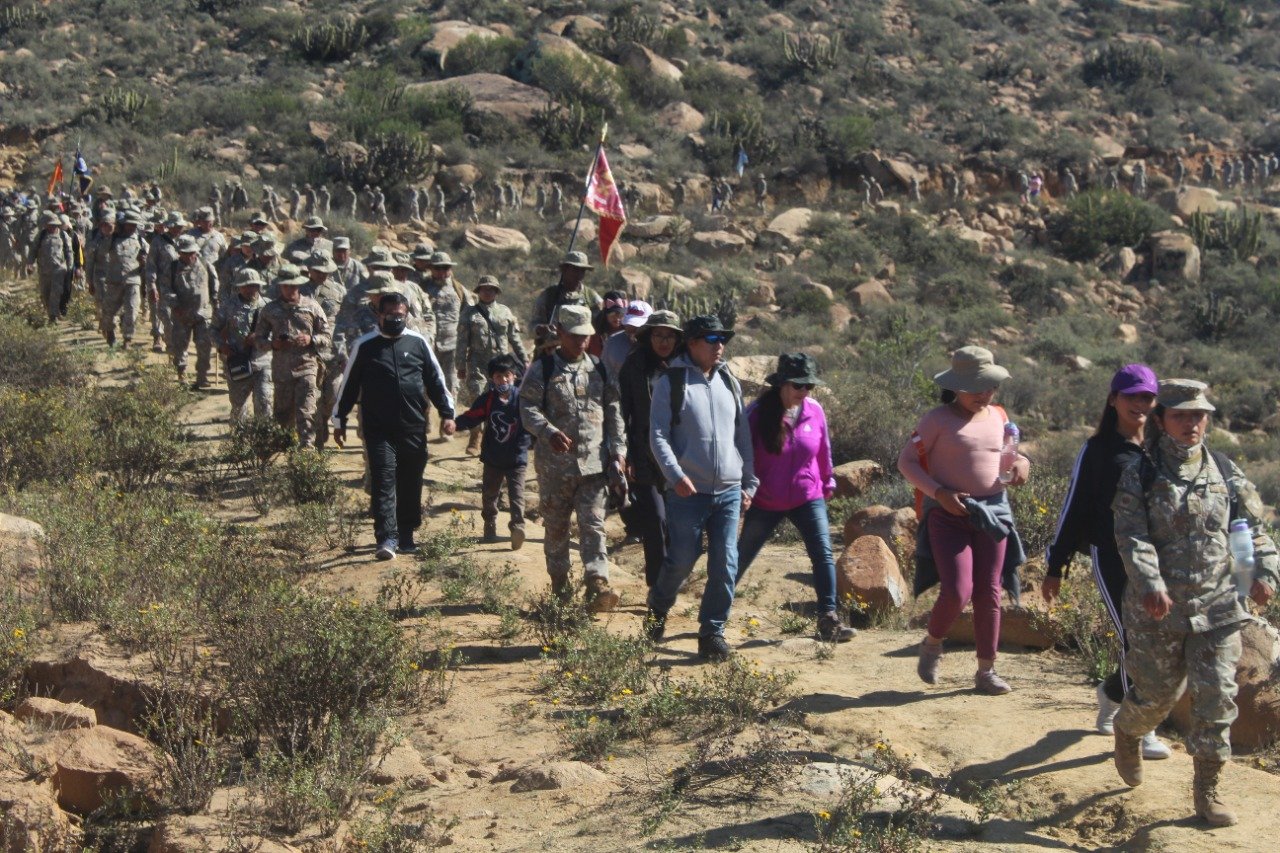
442,34,520,76
0,387,97,490
1082,42,1168,88
293,17,370,63
93,366,192,492
0,587,35,707
0,310,89,390
1050,190,1170,260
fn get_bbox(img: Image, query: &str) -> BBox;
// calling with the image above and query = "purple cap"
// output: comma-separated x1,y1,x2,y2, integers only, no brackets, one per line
1111,363,1158,395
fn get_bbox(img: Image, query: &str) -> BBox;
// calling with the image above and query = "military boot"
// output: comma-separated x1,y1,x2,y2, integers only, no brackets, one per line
550,575,573,603
1114,730,1143,787
1193,758,1237,827
152,334,164,354
466,427,483,456
482,521,498,543
584,576,620,614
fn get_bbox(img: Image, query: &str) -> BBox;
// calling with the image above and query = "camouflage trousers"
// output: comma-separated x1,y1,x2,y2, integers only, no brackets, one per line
273,371,319,449
226,368,273,424
435,347,457,396
99,281,140,339
39,271,68,322
1115,621,1243,761
150,297,172,346
315,357,345,447
536,469,609,582
171,318,212,383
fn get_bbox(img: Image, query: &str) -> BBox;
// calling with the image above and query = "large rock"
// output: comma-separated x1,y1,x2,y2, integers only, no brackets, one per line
746,281,777,307
409,74,551,125
14,697,97,731
1154,186,1216,219
616,42,682,82
51,726,170,815
1170,618,1280,750
422,21,501,70
842,505,918,560
831,460,883,498
855,153,920,191
437,163,483,192
508,761,612,792
1149,230,1201,283
368,743,435,791
0,512,42,575
726,355,777,396
852,280,894,309
836,536,907,611
461,224,531,254
656,102,704,133
628,215,686,240
0,781,81,852
759,208,813,250
689,230,748,258
618,269,653,300
24,648,152,733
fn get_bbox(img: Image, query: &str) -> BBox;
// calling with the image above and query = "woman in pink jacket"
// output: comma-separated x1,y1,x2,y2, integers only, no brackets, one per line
735,353,857,642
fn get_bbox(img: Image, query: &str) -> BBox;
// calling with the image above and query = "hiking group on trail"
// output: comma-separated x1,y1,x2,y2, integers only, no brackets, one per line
5,177,1278,830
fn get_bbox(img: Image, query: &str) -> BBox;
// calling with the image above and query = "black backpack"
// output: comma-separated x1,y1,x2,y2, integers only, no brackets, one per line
664,364,742,431
1138,447,1241,521
538,351,608,412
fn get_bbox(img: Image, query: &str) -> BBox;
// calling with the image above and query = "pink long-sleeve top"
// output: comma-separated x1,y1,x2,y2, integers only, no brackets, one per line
897,404,1007,499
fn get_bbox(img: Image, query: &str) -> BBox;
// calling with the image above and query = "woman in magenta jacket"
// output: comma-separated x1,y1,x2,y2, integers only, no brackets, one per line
735,353,857,642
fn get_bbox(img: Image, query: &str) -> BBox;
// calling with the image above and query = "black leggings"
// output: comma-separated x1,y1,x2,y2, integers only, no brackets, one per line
1091,545,1130,703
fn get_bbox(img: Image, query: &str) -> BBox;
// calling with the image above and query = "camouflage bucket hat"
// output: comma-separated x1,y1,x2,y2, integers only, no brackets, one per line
124,211,148,227
194,206,214,221
1158,378,1216,412
474,274,502,293
766,352,825,388
176,235,200,254
553,304,594,335
232,268,264,289
164,212,189,228
427,250,456,267
39,211,61,227
237,230,259,247
560,250,593,270
251,212,270,225
303,215,326,231
253,238,280,256
639,309,682,337
411,243,436,260
306,252,337,274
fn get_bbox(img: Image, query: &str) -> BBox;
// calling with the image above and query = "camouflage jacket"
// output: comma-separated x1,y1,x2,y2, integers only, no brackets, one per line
456,301,528,372
163,258,218,322
253,296,332,378
284,236,333,265
144,233,173,291
106,231,147,285
211,293,271,371
418,276,465,351
84,232,113,287
530,283,602,350
190,228,227,268
333,258,367,292
1113,437,1280,634
518,351,625,478
311,279,347,360
33,230,73,274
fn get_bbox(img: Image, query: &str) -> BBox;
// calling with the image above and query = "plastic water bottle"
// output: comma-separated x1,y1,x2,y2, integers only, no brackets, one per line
1228,519,1255,601
998,423,1020,484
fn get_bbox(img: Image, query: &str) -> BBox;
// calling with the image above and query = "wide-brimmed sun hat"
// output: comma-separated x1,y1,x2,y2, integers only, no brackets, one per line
766,352,825,387
933,346,1009,393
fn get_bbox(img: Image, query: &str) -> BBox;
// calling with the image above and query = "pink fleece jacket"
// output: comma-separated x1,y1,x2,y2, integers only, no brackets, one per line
747,397,836,511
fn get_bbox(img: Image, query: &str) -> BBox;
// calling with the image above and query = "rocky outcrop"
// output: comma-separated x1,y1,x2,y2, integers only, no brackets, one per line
422,21,501,71
0,512,42,576
50,725,170,815
836,535,907,611
616,43,682,82
14,697,97,731
1148,230,1200,283
831,460,883,498
461,224,532,254
656,102,705,133
506,761,613,792
759,208,812,250
689,230,748,258
408,74,551,124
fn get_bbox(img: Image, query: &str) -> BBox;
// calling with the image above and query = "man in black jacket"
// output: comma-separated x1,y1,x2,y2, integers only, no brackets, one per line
332,292,456,560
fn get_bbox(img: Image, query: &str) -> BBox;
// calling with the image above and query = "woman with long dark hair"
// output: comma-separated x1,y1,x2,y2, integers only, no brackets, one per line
734,353,856,642
1043,364,1171,759
588,289,628,358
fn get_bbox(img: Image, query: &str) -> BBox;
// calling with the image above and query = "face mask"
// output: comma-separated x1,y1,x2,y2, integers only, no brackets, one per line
494,383,514,394
381,316,407,337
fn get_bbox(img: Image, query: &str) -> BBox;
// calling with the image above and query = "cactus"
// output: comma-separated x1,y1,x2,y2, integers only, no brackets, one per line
533,99,598,151
1189,208,1264,261
1082,42,1167,87
293,17,370,63
654,289,739,330
607,4,664,48
1194,291,1243,341
782,32,843,76
0,2,46,34
97,88,150,125
156,145,182,183
328,131,433,189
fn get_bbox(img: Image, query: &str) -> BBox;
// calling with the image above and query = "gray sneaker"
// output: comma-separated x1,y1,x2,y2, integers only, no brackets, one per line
917,641,942,685
975,668,1012,695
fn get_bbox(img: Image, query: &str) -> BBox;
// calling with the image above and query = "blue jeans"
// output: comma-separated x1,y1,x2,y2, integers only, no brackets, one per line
735,499,837,614
647,489,742,638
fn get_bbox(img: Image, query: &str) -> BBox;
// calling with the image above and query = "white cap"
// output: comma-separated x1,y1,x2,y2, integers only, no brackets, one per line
622,300,653,329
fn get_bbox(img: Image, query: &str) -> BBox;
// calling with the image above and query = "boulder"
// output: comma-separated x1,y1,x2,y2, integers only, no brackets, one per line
24,648,152,733
1153,186,1223,219
948,225,1001,255
566,217,597,244
1116,323,1139,344
51,726,170,815
14,697,97,731
832,460,883,498
368,743,435,790
628,215,684,240
437,164,483,192
655,272,698,296
1104,247,1138,279
836,536,907,611
1149,230,1200,283
1056,353,1093,372
689,230,748,258
1092,133,1127,162
461,224,531,254
1170,618,1280,750
726,355,777,396
0,781,81,851
509,761,612,792
746,281,777,307
422,21,500,70
656,102,704,134
842,505,917,559
851,280,894,309
759,208,813,250
616,42,682,82
547,15,606,38
0,511,43,575
618,269,653,300
408,74,551,125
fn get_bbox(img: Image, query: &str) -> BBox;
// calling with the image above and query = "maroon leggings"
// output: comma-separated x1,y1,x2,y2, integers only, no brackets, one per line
926,509,1008,661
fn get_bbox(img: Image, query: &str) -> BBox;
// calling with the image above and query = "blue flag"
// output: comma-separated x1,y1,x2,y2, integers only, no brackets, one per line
734,146,748,177
73,150,89,176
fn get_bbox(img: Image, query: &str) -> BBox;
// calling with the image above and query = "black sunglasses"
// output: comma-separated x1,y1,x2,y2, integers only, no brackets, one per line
790,382,815,391
699,334,728,344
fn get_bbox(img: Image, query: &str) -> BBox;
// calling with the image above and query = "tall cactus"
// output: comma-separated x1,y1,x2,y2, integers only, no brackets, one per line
97,88,150,124
782,32,843,75
1189,208,1263,261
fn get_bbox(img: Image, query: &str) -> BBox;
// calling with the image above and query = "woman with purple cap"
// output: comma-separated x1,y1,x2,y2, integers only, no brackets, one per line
1043,364,1171,760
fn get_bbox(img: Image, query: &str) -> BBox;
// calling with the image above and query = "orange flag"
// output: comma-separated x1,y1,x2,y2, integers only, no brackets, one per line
584,146,627,266
47,160,64,197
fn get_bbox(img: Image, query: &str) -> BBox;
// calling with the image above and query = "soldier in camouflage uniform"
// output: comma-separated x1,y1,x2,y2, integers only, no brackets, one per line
253,268,332,448
1111,379,1278,827
418,251,467,399
455,274,528,454
30,212,73,322
145,213,186,353
531,251,602,355
216,231,258,303
212,269,273,423
285,216,334,265
189,208,228,271
0,208,17,273
303,252,348,448
162,236,218,388
99,210,148,347
84,213,115,312
518,304,626,612
331,236,366,290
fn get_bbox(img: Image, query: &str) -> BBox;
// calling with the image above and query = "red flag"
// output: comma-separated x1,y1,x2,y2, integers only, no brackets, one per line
584,146,627,266
47,160,64,197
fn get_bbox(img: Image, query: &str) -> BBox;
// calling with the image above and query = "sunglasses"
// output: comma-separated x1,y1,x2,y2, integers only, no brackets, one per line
790,382,815,391
698,334,729,344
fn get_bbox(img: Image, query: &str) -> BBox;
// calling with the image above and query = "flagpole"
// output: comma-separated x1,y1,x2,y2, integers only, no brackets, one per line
565,122,608,255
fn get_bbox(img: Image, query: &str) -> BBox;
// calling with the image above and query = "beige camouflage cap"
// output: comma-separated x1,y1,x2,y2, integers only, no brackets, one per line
1158,379,1216,412
553,304,593,335
474,274,501,293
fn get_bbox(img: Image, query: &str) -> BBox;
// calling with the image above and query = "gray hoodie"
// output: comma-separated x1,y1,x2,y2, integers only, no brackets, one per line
649,354,757,497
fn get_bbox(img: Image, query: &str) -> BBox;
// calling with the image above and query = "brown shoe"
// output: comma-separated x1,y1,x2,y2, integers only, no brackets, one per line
1193,758,1237,827
466,427,483,456
1114,730,1143,787
584,576,620,614
510,526,525,551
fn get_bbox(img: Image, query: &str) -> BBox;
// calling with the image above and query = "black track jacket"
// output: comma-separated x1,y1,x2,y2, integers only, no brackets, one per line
331,329,455,436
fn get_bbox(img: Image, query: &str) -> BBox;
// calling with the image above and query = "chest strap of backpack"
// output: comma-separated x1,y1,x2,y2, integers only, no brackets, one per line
666,365,742,431
540,352,608,412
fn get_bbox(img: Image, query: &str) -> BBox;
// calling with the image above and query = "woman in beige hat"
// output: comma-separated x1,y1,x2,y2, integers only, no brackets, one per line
898,346,1030,695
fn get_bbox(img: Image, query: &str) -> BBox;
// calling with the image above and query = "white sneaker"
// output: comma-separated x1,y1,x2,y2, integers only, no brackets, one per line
1096,682,1120,735
1141,731,1171,760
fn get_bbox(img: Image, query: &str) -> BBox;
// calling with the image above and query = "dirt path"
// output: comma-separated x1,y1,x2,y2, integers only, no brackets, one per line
60,317,1280,852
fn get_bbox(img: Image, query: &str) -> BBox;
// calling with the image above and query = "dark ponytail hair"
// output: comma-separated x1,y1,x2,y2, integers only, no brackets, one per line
1092,392,1119,439
755,384,789,455
939,388,956,404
